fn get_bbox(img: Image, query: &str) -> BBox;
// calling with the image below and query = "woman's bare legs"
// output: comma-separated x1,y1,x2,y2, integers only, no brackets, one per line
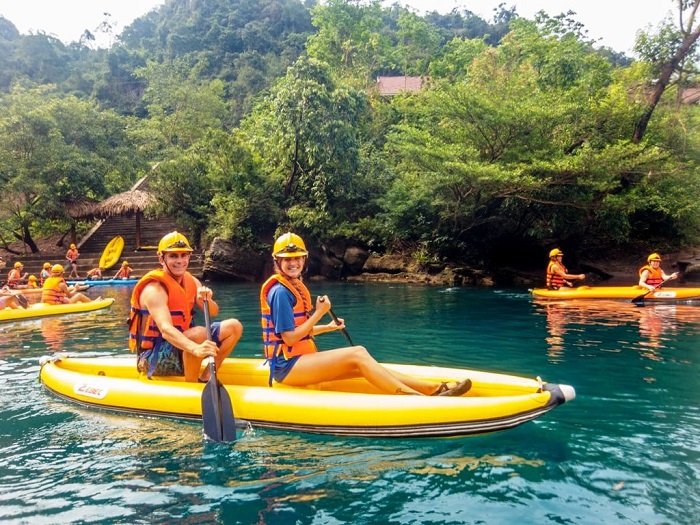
282,346,446,395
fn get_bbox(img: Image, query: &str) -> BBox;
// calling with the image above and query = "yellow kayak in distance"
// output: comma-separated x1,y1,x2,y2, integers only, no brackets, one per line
99,236,125,269
0,298,115,323
39,355,575,438
531,285,700,302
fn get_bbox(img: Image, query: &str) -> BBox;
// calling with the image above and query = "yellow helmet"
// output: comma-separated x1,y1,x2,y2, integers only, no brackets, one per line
70,243,76,249
28,275,37,281
43,262,51,269
273,232,308,258
51,264,64,273
122,260,129,266
158,231,193,254
647,253,662,262
549,248,563,258
14,261,23,268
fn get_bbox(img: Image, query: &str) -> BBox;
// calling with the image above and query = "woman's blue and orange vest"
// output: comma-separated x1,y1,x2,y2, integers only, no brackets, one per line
546,261,567,289
128,270,197,354
639,265,663,287
41,276,66,304
260,274,317,364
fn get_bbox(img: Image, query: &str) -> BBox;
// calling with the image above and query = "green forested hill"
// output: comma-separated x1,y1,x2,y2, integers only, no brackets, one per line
0,0,698,271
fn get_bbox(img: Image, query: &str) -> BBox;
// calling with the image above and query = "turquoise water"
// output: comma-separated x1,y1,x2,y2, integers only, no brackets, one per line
1,282,698,524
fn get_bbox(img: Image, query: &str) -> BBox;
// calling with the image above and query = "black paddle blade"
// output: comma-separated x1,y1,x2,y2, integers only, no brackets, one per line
201,378,237,442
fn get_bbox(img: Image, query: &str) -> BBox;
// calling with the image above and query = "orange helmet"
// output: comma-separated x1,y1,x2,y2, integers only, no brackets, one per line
28,275,37,281
273,232,308,258
14,261,23,268
70,243,76,249
43,262,51,269
51,264,64,273
158,232,193,254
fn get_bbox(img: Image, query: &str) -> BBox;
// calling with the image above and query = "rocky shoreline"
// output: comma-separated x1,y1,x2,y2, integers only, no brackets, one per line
204,238,700,287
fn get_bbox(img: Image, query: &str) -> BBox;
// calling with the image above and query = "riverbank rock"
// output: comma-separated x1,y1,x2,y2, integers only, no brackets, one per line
203,237,267,282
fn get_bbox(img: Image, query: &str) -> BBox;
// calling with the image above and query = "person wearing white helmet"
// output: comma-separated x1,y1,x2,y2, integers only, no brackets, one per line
638,253,678,291
260,232,472,396
546,249,585,290
128,232,242,382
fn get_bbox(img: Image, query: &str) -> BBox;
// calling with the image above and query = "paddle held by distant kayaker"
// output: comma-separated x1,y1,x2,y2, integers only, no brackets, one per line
128,231,242,383
546,248,585,289
260,232,471,396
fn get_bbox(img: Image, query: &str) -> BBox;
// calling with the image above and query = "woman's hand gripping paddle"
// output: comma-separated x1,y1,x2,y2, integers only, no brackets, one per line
201,298,237,442
631,277,673,305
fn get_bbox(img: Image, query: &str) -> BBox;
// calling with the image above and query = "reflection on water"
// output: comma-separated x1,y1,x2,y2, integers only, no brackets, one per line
535,299,700,361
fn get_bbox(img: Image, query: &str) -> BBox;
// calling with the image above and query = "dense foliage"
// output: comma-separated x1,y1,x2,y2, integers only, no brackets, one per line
0,0,698,269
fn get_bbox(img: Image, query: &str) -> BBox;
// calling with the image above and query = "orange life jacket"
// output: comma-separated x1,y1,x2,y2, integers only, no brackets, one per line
115,266,132,279
546,261,567,289
638,265,663,287
41,276,67,304
87,268,102,278
260,274,317,362
66,248,78,263
128,270,197,354
7,269,22,288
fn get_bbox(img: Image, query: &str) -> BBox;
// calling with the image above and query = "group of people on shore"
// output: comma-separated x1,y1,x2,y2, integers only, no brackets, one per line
127,231,472,397
546,249,679,290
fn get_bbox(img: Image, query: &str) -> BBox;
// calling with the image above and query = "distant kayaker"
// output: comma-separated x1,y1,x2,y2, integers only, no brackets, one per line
638,253,677,291
113,260,132,280
260,232,472,396
86,266,104,280
546,249,585,289
128,231,242,382
41,264,92,304
7,261,28,288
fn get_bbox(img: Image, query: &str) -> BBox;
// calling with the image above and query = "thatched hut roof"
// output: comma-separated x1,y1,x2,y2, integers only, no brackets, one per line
63,197,100,219
90,190,157,219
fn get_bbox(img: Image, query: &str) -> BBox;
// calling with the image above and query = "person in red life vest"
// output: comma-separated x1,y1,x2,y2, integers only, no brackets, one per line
128,231,242,382
546,249,586,290
260,232,472,396
86,267,104,280
638,253,678,291
7,262,28,288
113,260,132,280
66,243,80,279
41,264,92,304
40,262,52,286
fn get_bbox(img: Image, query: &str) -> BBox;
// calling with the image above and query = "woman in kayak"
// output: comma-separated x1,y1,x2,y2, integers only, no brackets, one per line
638,253,678,291
260,232,471,396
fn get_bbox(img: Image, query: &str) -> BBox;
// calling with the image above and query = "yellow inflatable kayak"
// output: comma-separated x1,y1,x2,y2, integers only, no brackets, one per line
99,236,124,269
1,298,114,323
531,285,700,302
39,356,575,438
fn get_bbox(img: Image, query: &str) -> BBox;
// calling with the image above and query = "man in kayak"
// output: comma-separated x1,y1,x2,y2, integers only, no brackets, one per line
128,231,242,382
638,253,678,291
113,260,132,280
546,249,586,289
41,264,93,304
260,232,471,396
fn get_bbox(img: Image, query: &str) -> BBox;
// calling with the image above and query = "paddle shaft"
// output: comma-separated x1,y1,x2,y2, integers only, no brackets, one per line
328,308,355,346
